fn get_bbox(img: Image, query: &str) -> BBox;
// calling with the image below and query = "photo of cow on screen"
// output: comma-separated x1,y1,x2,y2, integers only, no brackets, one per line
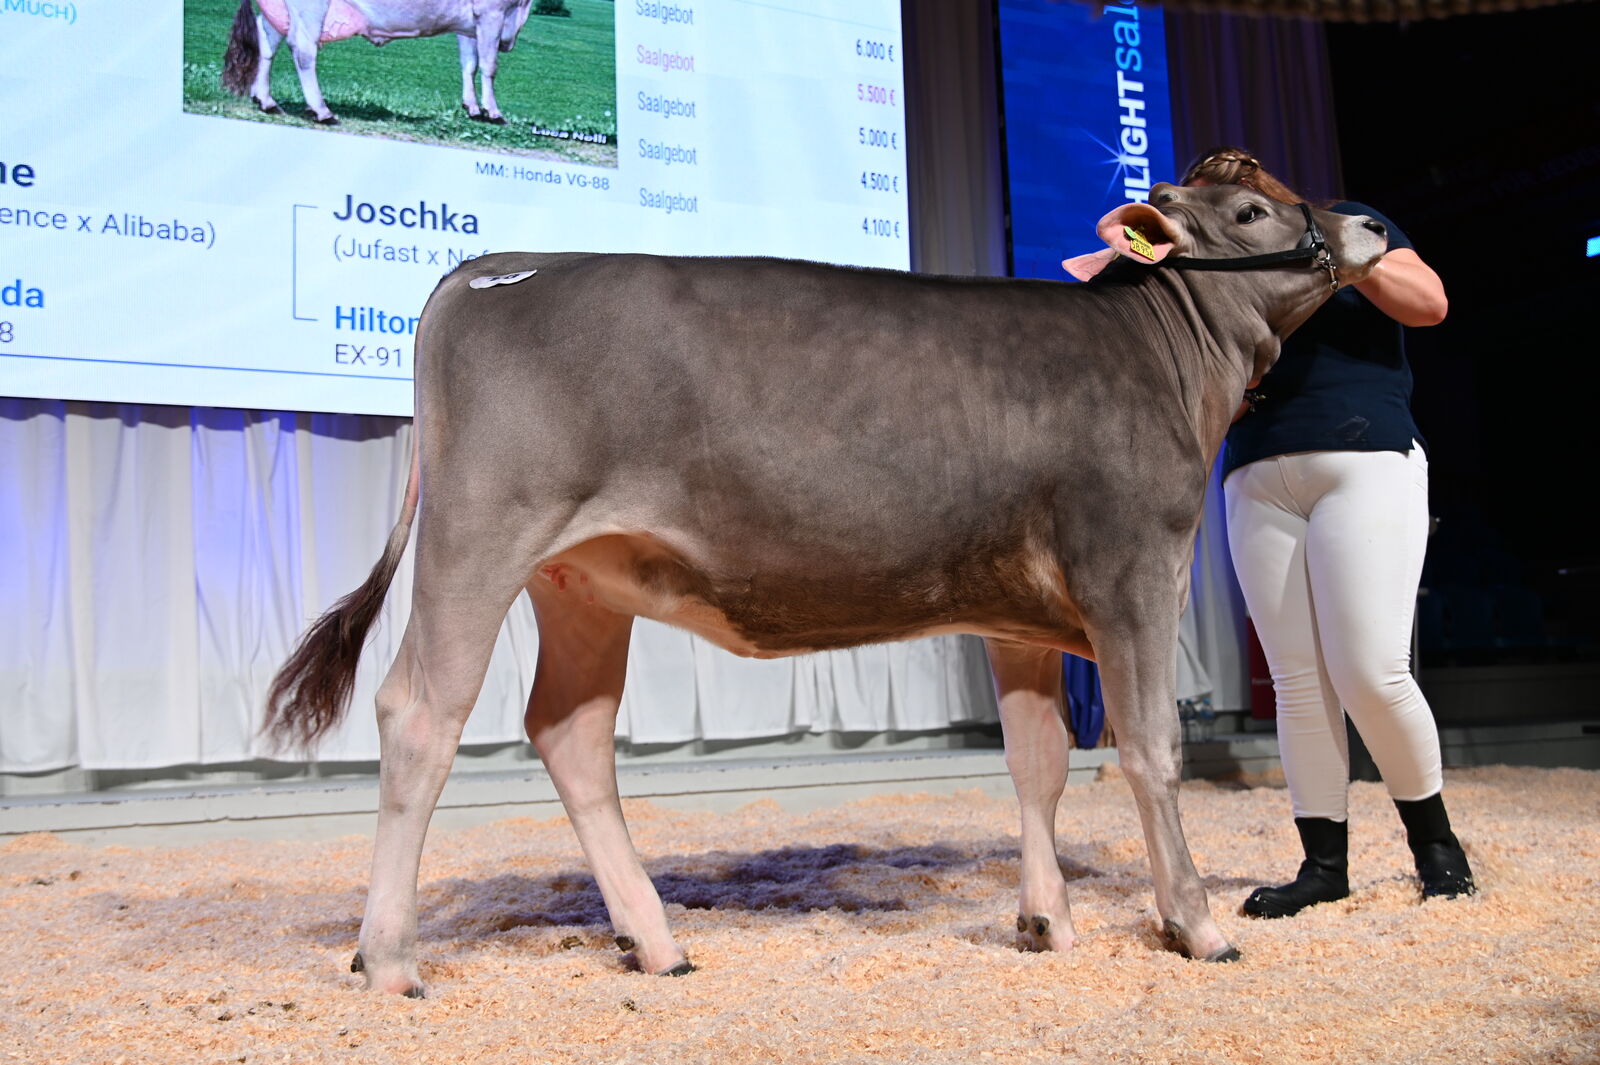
182,0,618,166
222,0,538,126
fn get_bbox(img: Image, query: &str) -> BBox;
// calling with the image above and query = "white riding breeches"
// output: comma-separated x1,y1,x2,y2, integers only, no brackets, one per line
1224,444,1443,820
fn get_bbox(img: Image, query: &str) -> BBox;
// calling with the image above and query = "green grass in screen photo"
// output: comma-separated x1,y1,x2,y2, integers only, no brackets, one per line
182,0,618,167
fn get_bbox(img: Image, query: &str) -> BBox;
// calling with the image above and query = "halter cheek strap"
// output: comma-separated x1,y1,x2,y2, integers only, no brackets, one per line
1160,203,1341,292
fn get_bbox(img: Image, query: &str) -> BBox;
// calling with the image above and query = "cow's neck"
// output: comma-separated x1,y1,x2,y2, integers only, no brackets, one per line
1108,271,1260,458
1138,268,1331,455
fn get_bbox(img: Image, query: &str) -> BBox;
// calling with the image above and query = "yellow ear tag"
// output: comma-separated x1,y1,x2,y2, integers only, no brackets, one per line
1124,225,1157,261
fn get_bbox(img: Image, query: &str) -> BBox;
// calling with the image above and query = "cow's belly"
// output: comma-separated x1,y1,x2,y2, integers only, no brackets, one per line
256,0,470,43
257,0,368,41
533,534,1089,659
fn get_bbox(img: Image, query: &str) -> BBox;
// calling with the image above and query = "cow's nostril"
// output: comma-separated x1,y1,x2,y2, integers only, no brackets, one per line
1362,219,1387,236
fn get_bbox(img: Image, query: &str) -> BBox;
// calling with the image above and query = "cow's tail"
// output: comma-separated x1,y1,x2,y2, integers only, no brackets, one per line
221,0,259,97
262,430,421,751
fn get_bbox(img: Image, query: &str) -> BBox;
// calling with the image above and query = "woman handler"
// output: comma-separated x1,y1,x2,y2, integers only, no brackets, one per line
1181,147,1475,917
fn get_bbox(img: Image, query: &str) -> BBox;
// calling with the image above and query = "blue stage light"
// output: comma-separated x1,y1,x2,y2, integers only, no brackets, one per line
1587,235,1600,258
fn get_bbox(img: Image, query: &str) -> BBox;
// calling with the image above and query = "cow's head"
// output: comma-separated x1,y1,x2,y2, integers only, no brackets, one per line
1063,183,1390,384
1065,184,1387,287
500,0,535,52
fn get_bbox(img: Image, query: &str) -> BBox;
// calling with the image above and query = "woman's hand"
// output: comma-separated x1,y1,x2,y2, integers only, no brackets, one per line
1353,248,1448,327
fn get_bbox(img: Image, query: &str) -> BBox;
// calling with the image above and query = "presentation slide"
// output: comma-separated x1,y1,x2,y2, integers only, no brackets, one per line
997,0,1174,281
0,0,908,415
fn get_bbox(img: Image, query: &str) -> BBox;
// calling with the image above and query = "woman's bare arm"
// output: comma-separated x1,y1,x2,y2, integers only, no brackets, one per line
1353,247,1448,327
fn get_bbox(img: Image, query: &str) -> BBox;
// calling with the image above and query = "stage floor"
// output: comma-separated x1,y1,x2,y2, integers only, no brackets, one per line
3,765,1597,1064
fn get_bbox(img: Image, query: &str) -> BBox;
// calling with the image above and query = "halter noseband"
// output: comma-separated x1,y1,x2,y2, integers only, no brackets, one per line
1160,203,1340,292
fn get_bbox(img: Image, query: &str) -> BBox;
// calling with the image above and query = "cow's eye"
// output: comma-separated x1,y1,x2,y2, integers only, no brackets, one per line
1236,204,1261,224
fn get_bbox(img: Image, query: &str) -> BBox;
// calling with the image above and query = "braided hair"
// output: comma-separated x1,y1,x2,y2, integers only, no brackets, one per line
1179,147,1310,207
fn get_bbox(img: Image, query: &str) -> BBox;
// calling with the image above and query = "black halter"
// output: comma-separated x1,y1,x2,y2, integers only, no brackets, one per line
1161,203,1340,292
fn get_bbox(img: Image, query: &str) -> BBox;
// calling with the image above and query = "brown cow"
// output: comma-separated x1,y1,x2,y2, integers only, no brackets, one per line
267,183,1387,996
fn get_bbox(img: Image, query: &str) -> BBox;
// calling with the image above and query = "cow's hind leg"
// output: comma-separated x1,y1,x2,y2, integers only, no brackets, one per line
355,529,541,996
250,12,285,112
986,639,1077,953
1089,605,1238,963
525,582,691,976
285,0,336,123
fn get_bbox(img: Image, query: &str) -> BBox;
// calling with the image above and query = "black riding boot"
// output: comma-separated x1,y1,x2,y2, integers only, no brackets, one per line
1243,817,1351,919
1395,793,1476,898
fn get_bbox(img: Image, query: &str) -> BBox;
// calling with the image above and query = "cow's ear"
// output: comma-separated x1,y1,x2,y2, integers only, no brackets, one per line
1093,202,1187,264
1061,249,1118,281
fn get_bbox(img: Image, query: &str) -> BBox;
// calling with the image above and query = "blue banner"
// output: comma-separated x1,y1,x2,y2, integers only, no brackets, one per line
998,0,1176,281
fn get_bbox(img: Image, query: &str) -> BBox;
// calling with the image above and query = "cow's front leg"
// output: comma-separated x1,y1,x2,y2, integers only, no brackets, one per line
986,639,1077,953
472,12,508,123
1089,607,1238,963
457,34,483,117
526,583,690,976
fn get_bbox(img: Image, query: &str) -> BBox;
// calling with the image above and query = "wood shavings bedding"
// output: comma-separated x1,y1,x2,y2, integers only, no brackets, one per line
2,766,1597,1064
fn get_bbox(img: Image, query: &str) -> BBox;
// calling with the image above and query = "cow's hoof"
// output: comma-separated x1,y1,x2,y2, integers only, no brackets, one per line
485,115,507,126
352,950,427,995
367,972,428,997
1160,920,1240,963
1015,913,1072,953
466,110,486,122
312,113,339,126
616,934,692,976
253,98,283,115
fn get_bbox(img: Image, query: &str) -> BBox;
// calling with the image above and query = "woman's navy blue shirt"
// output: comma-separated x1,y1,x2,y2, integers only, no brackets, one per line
1223,201,1425,478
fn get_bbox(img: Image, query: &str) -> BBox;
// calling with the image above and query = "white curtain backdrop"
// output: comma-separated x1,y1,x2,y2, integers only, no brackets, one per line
0,399,1244,774
0,400,1006,771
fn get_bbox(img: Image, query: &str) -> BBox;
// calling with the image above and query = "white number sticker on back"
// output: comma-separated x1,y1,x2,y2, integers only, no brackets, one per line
468,270,538,289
